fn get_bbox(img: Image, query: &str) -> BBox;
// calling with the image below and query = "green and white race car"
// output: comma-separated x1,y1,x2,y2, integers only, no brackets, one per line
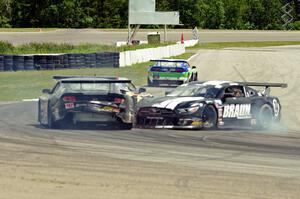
147,59,198,87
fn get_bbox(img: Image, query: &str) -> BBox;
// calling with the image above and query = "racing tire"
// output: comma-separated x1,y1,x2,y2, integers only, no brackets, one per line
202,105,218,129
119,122,133,130
147,77,159,87
47,104,58,129
193,73,198,81
38,100,42,124
147,77,152,87
253,104,274,130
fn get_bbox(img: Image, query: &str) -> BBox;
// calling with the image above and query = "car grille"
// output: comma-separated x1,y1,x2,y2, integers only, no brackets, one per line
137,107,176,127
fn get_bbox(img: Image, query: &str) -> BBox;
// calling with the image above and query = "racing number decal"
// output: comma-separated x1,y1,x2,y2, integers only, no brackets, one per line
273,99,280,117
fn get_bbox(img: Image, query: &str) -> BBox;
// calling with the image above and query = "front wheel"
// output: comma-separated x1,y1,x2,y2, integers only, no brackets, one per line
202,105,217,129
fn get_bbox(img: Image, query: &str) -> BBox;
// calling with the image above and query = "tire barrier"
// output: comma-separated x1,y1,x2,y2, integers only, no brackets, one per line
4,55,13,71
24,56,34,70
13,55,25,71
0,55,4,71
0,52,120,72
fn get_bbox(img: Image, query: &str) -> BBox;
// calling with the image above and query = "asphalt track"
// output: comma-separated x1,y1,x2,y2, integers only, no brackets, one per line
0,29,300,45
0,46,300,198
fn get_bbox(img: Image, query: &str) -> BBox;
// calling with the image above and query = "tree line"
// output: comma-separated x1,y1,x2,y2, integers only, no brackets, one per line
0,0,299,29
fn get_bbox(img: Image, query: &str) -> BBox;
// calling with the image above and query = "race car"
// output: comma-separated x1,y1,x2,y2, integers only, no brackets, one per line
147,59,198,87
136,81,287,130
38,76,148,129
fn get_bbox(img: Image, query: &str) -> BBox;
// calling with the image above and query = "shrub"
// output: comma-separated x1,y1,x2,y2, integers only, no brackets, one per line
0,41,14,54
293,21,300,30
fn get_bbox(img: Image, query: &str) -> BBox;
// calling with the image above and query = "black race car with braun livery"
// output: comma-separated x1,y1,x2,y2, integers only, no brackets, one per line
38,76,149,129
136,81,287,130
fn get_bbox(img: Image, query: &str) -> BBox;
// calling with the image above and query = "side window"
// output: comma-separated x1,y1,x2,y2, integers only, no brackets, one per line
222,86,245,99
246,87,258,97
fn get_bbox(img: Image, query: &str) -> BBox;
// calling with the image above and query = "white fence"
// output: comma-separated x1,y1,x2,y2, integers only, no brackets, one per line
119,44,185,67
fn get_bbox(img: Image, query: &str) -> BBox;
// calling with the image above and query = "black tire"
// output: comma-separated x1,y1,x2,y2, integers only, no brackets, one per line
47,104,57,129
193,73,198,81
119,122,133,130
202,105,218,129
147,77,152,87
38,100,42,124
254,104,274,130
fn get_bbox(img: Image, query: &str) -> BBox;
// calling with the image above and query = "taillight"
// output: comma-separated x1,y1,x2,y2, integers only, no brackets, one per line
114,97,125,104
63,96,76,102
151,67,161,72
175,68,185,73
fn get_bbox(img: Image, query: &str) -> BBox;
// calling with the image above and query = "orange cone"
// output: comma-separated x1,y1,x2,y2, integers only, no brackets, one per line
181,33,184,44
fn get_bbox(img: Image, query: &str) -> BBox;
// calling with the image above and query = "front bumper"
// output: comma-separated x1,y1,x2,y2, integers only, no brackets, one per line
136,113,205,129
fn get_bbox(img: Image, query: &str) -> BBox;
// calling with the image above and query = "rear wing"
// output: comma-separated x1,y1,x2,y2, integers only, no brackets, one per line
238,82,287,88
238,82,288,96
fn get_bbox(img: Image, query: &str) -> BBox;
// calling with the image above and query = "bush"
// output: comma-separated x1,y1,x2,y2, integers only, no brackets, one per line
0,41,14,54
0,16,11,28
293,21,300,30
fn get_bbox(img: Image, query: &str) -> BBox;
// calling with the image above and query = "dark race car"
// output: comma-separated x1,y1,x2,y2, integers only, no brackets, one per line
38,76,148,129
136,81,287,130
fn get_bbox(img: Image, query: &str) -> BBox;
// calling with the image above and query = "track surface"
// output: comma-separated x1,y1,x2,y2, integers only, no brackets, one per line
0,29,300,45
0,46,300,198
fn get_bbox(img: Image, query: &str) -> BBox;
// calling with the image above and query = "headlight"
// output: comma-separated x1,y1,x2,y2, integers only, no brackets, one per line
177,103,203,114
178,106,199,114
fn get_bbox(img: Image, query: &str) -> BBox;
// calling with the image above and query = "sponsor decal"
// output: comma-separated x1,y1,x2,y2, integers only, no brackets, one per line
223,104,251,119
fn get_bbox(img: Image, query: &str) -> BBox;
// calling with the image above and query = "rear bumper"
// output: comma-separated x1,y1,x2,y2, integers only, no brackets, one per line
57,104,133,124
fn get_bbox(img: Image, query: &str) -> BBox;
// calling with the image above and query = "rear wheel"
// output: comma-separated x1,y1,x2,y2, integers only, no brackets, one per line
254,104,274,130
119,122,133,130
193,73,198,81
202,105,217,129
47,104,58,129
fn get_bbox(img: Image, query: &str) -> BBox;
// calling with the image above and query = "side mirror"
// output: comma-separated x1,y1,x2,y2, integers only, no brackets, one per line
42,89,51,94
138,87,147,94
192,66,197,69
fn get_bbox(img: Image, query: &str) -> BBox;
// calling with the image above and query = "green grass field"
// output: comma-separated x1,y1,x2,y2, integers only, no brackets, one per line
0,53,193,101
189,41,300,49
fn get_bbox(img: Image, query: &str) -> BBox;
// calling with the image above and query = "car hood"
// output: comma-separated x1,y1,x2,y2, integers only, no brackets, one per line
139,96,205,110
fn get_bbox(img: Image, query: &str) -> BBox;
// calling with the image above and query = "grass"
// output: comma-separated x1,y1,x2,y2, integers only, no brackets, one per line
188,41,300,50
0,53,194,101
0,41,175,54
0,28,58,32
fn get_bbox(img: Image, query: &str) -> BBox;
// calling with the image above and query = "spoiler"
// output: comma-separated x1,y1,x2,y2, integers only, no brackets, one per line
237,82,288,88
53,75,128,81
150,59,188,63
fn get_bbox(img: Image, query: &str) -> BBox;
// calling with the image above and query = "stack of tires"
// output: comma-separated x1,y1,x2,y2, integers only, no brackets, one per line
34,55,47,70
4,55,13,71
0,55,4,71
24,56,35,70
84,53,96,68
13,55,25,71
53,55,64,69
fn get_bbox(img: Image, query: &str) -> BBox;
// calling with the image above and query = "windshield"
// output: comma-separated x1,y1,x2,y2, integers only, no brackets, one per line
155,61,188,67
167,84,220,98
61,82,136,93
62,83,111,93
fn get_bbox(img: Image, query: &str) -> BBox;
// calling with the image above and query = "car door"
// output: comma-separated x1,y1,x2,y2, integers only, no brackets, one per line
221,85,253,127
